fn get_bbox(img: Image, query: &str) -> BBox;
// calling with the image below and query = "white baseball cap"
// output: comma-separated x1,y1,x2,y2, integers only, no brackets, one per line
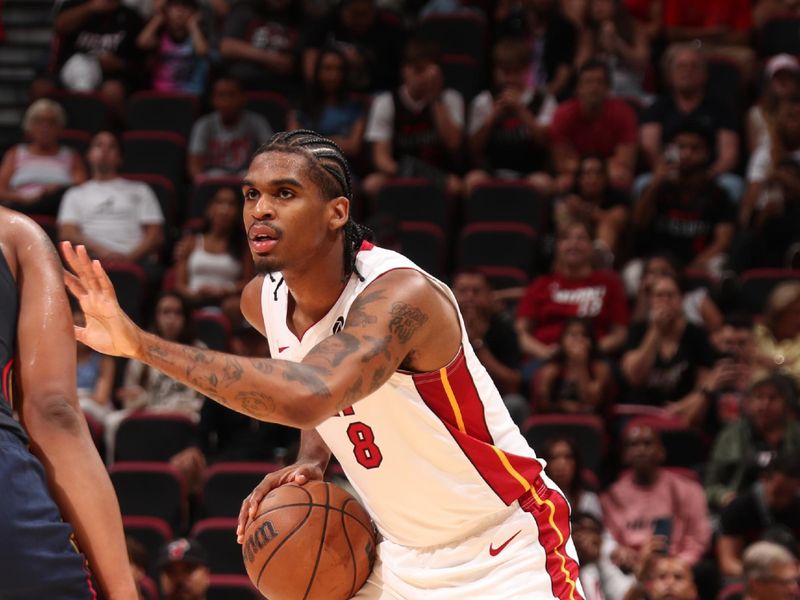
766,53,800,79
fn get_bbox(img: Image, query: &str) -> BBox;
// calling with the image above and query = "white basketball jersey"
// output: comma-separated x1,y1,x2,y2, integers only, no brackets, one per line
261,244,546,548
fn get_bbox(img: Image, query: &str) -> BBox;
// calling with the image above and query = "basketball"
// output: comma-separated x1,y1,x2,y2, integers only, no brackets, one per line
242,480,377,600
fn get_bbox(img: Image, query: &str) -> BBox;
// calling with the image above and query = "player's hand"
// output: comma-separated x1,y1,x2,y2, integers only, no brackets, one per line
61,242,142,358
236,462,324,544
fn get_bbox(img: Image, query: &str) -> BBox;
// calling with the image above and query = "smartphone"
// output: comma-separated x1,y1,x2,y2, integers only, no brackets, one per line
652,517,673,553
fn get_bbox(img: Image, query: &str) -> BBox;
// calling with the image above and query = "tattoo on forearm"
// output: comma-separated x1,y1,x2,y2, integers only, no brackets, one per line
222,356,244,386
389,303,428,343
305,332,360,367
283,362,332,398
340,375,363,410
249,358,273,374
235,391,276,419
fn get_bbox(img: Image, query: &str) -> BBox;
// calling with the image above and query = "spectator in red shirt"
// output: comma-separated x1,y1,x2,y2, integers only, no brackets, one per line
515,218,629,363
663,0,755,83
550,60,638,192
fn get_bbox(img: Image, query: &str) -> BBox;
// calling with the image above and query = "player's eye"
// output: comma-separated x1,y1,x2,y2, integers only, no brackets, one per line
244,188,259,201
278,188,294,199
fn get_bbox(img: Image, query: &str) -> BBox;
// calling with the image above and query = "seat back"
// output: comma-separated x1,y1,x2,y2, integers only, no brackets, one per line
739,269,800,315
458,222,536,289
523,413,607,474
191,518,246,575
115,412,198,463
465,181,547,234
193,309,232,352
757,18,800,57
103,260,147,325
127,92,198,140
123,515,174,576
50,91,111,134
122,131,187,188
110,462,188,533
374,178,451,233
201,462,279,518
398,221,448,279
244,91,289,131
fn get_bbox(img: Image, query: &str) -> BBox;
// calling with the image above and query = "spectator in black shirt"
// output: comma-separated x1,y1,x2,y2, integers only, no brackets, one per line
301,0,405,94
718,453,800,579
621,274,715,426
220,0,303,94
638,43,743,204
53,0,144,114
634,118,736,275
452,270,526,423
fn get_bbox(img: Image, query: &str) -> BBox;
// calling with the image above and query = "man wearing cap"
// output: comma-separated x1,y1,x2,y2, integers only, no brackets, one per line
157,538,210,600
747,54,800,153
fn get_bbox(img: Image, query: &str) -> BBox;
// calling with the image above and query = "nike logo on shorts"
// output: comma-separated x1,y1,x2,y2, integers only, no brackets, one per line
278,346,289,353
489,530,521,556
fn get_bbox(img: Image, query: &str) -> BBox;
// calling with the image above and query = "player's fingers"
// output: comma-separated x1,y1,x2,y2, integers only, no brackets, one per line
237,495,252,540
91,258,117,297
72,245,102,292
63,271,87,298
74,325,87,344
60,241,84,278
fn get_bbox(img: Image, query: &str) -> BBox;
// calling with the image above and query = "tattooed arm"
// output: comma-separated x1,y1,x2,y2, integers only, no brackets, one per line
63,244,461,428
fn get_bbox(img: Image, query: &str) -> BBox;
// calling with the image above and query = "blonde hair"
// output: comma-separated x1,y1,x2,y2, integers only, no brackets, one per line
22,99,66,133
743,541,795,582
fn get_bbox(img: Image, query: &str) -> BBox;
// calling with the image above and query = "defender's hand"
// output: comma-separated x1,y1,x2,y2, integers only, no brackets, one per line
61,242,142,358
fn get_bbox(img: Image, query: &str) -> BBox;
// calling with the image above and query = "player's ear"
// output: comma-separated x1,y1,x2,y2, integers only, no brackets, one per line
328,196,349,231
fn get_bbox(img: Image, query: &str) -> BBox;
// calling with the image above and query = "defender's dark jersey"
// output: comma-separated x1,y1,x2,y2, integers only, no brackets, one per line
0,248,27,443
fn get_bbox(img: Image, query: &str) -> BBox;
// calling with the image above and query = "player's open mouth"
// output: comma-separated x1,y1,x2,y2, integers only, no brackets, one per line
249,224,280,254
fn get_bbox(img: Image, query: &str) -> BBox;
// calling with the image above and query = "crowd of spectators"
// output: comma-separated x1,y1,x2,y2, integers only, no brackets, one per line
5,0,800,598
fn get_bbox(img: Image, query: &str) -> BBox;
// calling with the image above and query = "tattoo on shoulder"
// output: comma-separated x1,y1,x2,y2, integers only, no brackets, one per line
389,303,428,344
339,375,363,411
361,335,392,363
347,289,386,327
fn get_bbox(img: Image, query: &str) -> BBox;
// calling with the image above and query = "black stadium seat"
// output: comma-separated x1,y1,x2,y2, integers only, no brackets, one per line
114,412,198,463
127,91,198,140
122,515,173,575
201,462,279,518
523,414,607,475
464,180,548,234
103,260,147,325
193,309,232,352
738,268,800,315
49,91,111,134
398,221,448,279
418,13,487,69
110,462,189,533
191,518,246,575
757,17,800,57
374,178,451,233
245,91,289,132
458,222,537,289
122,131,186,187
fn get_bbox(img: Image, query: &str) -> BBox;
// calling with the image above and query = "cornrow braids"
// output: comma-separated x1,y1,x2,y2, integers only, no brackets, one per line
253,130,372,281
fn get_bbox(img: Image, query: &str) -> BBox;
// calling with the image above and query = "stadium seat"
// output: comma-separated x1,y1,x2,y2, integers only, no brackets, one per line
464,180,548,234
201,462,279,518
120,172,178,235
612,410,709,469
418,13,487,69
126,91,198,141
757,17,800,57
244,91,289,132
207,575,261,600
114,412,198,463
682,268,717,292
193,309,232,352
110,462,188,533
103,260,147,325
374,178,451,234
49,91,111,134
398,221,448,279
440,54,483,102
457,222,537,289
189,176,241,220
718,581,744,600
122,131,186,187
191,518,246,575
523,414,607,475
738,268,800,315
59,128,91,155
122,515,174,574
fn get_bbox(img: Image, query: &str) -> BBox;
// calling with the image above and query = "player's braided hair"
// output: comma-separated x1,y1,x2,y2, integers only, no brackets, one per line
253,129,372,281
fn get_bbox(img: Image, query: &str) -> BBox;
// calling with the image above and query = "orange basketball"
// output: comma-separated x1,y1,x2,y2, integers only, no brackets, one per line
242,481,377,600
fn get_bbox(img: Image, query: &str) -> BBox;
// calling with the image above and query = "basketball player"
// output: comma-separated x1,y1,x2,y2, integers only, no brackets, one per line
0,207,136,599
62,130,585,599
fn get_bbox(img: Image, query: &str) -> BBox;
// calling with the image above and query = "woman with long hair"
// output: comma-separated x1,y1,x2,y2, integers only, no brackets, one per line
288,45,366,160
174,185,253,308
540,436,603,520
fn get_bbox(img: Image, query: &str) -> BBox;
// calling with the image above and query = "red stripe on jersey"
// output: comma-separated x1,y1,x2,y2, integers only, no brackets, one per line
413,349,543,505
521,484,583,600
2,359,12,406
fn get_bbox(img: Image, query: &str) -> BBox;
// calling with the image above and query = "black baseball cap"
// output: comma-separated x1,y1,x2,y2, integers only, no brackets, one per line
157,538,208,569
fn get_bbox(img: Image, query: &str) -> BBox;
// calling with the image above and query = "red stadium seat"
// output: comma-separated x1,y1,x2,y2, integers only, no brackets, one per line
48,90,111,134
122,515,174,574
102,260,147,325
465,180,548,235
114,411,198,463
458,222,537,289
193,309,232,352
374,178,452,234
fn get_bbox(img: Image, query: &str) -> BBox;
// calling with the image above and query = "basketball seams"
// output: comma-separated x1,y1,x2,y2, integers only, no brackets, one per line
253,485,314,590
254,502,374,535
303,482,330,600
340,498,358,597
